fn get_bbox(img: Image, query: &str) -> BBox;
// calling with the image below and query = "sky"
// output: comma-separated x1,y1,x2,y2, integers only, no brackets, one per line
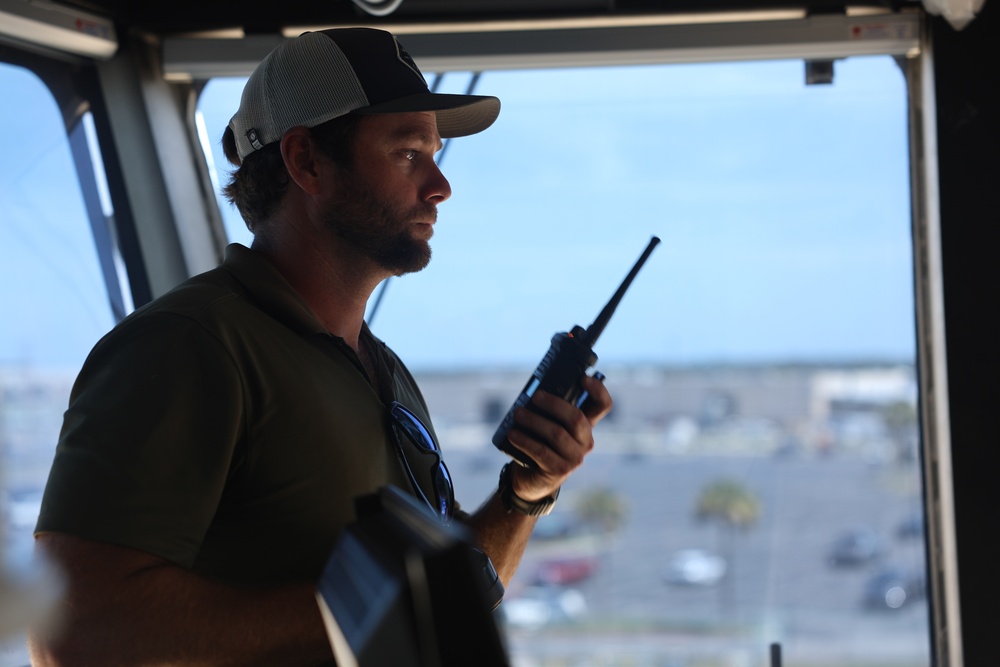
0,53,914,374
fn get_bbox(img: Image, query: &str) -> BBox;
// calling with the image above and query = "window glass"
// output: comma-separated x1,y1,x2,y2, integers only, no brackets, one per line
0,63,116,665
199,56,927,666
198,78,254,249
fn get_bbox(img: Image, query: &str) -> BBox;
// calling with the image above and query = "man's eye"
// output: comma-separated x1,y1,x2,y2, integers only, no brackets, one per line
403,149,418,161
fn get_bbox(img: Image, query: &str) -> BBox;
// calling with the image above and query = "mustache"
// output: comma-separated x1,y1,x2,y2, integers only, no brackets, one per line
408,203,438,223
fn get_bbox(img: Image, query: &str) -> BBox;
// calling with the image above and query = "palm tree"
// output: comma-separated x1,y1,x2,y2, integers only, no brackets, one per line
696,478,761,531
694,478,761,614
575,486,628,534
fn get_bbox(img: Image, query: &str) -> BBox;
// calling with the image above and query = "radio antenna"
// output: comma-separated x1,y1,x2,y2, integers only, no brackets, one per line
584,236,660,345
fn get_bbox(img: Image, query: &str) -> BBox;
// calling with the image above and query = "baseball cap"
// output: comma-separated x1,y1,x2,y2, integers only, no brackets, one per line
228,27,501,163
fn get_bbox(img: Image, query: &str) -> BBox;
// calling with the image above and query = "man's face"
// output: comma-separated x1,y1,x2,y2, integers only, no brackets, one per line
321,112,451,276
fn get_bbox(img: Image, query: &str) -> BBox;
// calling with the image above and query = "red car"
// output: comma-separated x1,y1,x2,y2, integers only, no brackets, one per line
532,556,599,585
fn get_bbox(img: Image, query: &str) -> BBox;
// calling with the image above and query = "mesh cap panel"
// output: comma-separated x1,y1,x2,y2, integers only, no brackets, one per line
227,28,500,163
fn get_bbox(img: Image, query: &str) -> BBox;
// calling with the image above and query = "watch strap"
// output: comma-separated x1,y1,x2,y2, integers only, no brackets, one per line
498,462,559,517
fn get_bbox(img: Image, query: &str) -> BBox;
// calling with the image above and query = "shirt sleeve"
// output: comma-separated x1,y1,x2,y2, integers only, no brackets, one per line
35,311,245,569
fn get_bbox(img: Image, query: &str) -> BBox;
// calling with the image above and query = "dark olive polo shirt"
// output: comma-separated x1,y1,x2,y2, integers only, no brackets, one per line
37,244,436,585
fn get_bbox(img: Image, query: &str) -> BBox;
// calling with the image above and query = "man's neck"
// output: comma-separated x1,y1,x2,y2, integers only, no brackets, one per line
250,235,387,351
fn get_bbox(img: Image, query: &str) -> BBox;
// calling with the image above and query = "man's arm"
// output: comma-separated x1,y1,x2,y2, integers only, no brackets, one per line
465,373,613,584
29,533,333,667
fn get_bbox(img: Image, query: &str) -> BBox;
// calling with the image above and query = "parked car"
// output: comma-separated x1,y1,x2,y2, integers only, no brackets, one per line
531,555,599,586
862,566,926,609
529,513,588,541
663,549,727,586
827,526,884,567
498,586,587,630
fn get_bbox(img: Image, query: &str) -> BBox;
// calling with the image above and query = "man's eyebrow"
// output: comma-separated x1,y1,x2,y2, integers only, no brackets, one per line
389,126,443,151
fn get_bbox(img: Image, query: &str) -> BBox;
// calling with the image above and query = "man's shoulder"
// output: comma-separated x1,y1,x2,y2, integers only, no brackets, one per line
118,265,244,332
131,244,321,338
126,245,282,325
79,267,241,366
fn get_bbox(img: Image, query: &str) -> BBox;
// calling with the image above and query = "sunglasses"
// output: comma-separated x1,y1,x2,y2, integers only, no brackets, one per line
388,401,455,521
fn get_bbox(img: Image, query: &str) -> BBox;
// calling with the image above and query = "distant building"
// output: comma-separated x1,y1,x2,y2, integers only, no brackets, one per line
412,362,917,457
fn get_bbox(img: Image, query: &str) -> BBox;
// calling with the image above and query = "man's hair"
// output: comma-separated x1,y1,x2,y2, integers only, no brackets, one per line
221,114,363,236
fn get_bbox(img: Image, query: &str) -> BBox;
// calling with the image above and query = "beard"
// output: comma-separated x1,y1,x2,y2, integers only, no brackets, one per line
322,172,436,276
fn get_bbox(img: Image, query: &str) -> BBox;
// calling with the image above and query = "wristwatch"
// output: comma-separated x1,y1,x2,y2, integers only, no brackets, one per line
498,462,559,517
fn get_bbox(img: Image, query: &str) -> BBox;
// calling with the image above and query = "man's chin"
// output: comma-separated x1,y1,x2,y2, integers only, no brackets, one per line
381,240,431,275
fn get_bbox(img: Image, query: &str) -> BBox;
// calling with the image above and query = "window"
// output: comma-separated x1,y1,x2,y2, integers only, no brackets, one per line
0,62,117,666
199,55,927,666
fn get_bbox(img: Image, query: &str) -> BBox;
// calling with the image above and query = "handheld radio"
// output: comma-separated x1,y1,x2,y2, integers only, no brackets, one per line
491,236,661,467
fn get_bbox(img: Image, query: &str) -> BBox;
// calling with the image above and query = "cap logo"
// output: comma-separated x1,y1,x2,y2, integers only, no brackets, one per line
393,38,426,86
246,129,264,152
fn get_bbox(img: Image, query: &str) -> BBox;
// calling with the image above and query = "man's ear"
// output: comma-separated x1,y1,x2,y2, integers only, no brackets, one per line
280,127,326,195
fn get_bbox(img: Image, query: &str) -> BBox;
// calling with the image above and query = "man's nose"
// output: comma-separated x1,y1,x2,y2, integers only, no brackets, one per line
423,161,451,203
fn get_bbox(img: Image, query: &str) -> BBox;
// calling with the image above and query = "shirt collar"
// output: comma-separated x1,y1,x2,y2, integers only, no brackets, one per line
219,243,328,337
218,243,386,353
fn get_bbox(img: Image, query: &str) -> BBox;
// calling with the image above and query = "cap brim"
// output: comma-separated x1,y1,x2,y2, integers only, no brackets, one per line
353,93,500,138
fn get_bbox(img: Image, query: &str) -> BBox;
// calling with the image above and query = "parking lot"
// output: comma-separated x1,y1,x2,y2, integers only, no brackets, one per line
448,447,931,666
1,425,930,667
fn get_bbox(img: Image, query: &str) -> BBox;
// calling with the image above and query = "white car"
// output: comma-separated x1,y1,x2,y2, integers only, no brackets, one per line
663,549,727,586
498,586,587,630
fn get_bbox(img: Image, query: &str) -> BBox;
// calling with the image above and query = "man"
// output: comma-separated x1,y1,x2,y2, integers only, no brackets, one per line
29,27,611,666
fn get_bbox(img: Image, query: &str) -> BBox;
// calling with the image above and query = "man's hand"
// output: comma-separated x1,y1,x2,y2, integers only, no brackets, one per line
505,373,613,501
464,373,613,584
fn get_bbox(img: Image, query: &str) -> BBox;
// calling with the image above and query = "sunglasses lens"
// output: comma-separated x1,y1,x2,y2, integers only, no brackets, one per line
391,403,439,453
433,463,455,519
389,401,454,519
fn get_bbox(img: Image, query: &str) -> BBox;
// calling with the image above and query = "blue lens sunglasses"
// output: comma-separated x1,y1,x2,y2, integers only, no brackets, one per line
388,401,506,608
388,401,455,521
